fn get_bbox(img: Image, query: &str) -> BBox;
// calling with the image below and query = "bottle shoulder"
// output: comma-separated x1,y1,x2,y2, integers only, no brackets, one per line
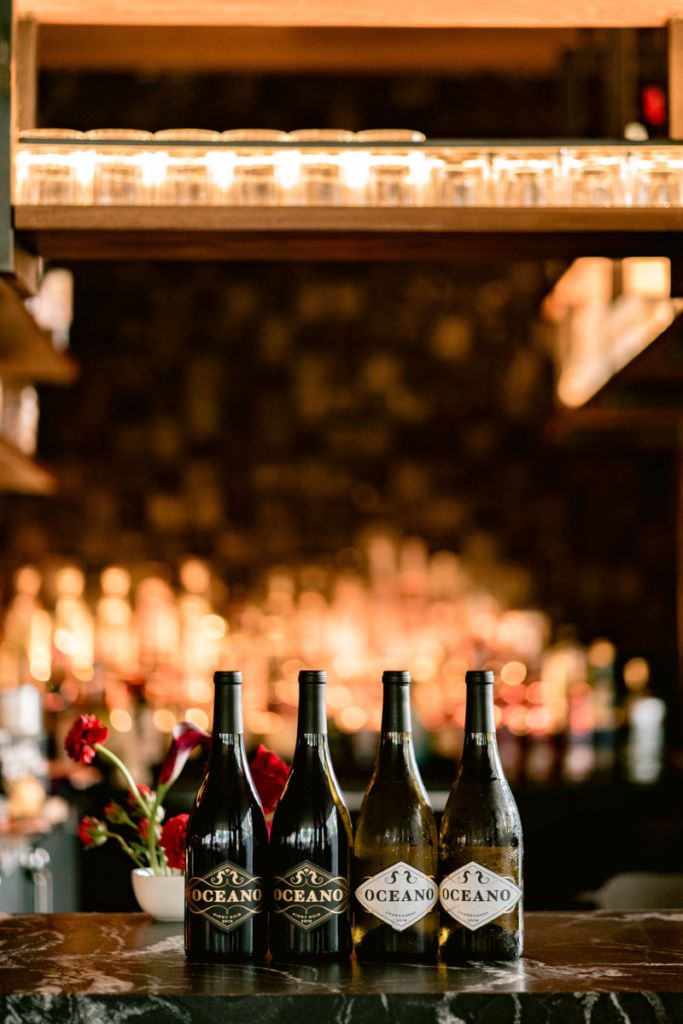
270,764,352,843
357,769,434,821
440,777,522,845
355,770,437,853
188,770,266,833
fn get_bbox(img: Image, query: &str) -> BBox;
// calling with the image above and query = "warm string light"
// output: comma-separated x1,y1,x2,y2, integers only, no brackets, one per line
14,134,683,208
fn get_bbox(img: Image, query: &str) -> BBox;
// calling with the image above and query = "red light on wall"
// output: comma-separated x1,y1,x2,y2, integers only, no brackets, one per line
642,85,667,129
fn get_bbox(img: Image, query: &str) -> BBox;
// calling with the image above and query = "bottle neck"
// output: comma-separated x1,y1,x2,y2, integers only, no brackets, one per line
464,682,497,735
296,682,327,738
380,683,412,735
376,683,419,774
210,683,245,766
460,682,504,780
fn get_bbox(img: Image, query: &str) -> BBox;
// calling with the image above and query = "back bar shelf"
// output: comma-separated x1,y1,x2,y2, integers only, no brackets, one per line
14,204,683,262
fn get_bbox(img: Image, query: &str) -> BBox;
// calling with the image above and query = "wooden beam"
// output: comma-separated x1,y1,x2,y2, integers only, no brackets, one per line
678,437,683,735
1,0,13,274
36,26,584,73
669,19,683,139
15,15,37,131
14,0,683,29
9,16,43,294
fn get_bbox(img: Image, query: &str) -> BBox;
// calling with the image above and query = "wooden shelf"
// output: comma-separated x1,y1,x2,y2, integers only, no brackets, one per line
0,435,55,494
548,311,683,440
0,279,77,383
14,205,683,263
582,309,683,408
14,0,683,29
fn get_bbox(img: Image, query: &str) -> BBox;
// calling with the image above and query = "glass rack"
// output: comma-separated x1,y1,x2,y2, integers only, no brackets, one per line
14,130,683,208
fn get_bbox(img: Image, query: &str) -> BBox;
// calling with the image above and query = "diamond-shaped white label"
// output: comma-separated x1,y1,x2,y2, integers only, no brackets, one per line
439,860,522,931
355,861,438,932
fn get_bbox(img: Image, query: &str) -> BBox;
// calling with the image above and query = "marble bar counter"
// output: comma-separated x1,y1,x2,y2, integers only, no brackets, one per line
0,911,682,1023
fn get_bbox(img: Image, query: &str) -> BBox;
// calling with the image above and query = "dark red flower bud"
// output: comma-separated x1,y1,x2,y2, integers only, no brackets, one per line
158,722,211,787
127,784,153,813
104,801,127,825
78,816,108,849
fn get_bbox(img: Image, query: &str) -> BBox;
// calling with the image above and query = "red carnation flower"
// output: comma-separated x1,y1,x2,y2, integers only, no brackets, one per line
249,744,289,815
65,714,109,765
78,816,107,849
160,813,189,871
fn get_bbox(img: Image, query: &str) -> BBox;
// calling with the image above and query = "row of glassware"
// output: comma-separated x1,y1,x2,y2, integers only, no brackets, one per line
13,127,683,208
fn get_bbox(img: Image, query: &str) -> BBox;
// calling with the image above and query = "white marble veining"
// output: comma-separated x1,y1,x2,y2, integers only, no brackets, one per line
0,912,681,1023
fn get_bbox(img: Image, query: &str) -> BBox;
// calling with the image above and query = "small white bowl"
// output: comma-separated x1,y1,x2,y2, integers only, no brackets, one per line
131,868,184,922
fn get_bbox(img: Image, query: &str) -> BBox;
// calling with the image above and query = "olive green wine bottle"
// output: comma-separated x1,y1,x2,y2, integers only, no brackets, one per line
185,671,268,962
353,670,439,962
439,670,523,962
269,670,353,962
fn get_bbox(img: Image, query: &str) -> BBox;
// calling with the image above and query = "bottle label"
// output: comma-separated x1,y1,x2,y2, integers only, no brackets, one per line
272,860,349,930
439,859,522,931
355,860,438,932
186,859,263,934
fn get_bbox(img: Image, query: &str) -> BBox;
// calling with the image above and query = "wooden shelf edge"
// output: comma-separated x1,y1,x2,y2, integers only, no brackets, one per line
13,0,682,30
14,206,683,262
0,436,55,494
15,205,683,234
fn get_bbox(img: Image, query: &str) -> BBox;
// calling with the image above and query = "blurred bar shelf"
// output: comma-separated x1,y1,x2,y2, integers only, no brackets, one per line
0,435,55,494
548,311,683,440
0,279,76,383
14,205,683,262
568,310,683,410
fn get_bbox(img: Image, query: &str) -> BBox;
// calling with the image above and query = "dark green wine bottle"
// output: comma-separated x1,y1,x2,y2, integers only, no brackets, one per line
269,670,352,962
439,670,523,962
353,670,439,962
184,671,268,962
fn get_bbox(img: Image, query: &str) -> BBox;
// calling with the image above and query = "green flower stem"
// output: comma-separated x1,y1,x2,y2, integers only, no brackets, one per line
147,788,163,874
94,743,152,817
94,743,174,876
148,782,173,875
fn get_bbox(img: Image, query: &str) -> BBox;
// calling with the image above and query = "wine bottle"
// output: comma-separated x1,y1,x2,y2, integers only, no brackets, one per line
269,669,352,962
439,670,523,962
184,671,268,962
353,670,439,962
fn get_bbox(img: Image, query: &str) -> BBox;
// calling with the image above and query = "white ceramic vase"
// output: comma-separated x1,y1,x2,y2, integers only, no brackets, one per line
131,868,185,922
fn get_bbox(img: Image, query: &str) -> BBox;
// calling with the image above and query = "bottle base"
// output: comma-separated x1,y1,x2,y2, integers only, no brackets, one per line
440,934,522,963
